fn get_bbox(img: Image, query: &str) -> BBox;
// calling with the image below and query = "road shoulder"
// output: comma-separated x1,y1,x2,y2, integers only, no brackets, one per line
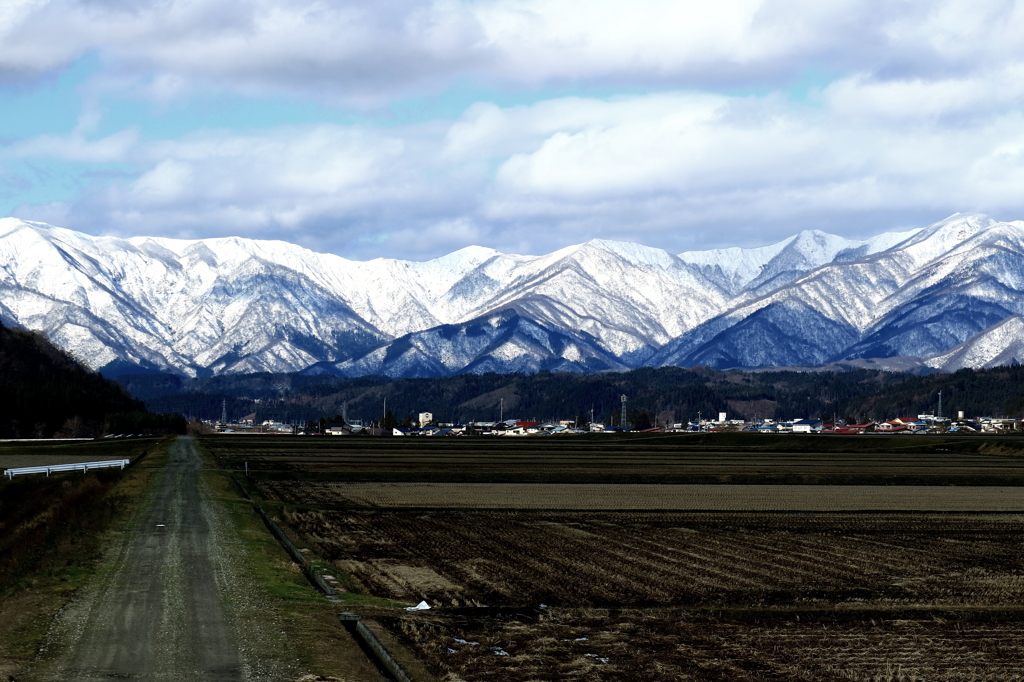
0,439,170,680
197,442,387,681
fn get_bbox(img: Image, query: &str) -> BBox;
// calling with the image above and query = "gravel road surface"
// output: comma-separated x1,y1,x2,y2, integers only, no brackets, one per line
27,436,246,681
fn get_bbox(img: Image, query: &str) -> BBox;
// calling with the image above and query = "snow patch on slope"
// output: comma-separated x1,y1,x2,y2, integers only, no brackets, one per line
677,228,921,295
926,316,1024,371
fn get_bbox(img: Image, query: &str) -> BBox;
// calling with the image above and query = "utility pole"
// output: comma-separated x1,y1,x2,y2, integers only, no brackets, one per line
938,391,943,420
500,397,504,423
621,395,627,429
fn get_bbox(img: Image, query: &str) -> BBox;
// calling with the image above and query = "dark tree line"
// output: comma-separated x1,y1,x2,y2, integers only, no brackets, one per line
132,364,1024,427
0,321,181,437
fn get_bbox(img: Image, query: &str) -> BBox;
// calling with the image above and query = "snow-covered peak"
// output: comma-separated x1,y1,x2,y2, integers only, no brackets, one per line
0,217,31,238
582,239,679,270
860,228,922,254
781,230,864,268
678,225,935,295
677,229,857,293
408,245,500,277
678,236,792,286
391,245,504,300
679,236,786,268
3,213,1023,377
895,213,999,266
0,217,71,237
937,218,1024,257
927,316,1024,370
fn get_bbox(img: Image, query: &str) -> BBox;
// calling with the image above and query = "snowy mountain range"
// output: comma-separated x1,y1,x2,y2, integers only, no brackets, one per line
1,212,1022,378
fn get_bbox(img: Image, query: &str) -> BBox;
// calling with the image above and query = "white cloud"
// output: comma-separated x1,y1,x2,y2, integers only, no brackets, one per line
3,0,1024,102
0,0,491,103
8,128,139,162
9,85,1024,259
471,0,872,83
7,0,1024,271
102,125,419,232
5,2,1024,257
476,93,1024,232
824,67,1024,122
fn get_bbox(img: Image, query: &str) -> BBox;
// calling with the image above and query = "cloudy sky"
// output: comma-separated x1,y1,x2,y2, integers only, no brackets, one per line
2,0,1024,260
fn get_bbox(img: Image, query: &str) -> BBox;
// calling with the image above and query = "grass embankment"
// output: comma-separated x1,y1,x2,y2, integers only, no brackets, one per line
0,438,168,678
196,441,401,681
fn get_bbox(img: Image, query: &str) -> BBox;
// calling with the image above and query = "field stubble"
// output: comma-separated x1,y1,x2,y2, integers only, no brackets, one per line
281,509,1024,611
201,436,1024,681
278,504,1024,680
388,609,1024,681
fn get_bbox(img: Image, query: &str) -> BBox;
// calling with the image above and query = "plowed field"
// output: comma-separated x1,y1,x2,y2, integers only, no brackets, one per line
199,434,1024,681
259,480,1024,511
283,510,1024,610
386,610,1024,681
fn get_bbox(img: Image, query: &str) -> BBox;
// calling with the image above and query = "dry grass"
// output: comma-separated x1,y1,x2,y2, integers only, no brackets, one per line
260,481,1024,512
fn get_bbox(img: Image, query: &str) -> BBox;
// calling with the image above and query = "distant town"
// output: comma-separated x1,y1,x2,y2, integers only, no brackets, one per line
211,409,1020,436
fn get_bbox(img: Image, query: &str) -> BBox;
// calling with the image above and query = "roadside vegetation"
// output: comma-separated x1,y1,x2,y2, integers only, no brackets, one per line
195,439,395,681
0,437,168,678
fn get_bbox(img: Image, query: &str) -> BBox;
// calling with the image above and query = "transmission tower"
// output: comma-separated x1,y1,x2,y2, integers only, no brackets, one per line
220,399,227,424
938,390,942,420
621,394,627,429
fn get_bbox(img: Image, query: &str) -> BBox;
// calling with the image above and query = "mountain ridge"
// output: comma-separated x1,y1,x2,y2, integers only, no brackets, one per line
1,213,1022,378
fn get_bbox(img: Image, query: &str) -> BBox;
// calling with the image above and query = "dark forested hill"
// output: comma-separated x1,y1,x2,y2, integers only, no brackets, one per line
129,364,1024,427
0,321,147,437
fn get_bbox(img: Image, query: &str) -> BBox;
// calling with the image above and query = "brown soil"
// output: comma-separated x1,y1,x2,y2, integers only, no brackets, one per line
386,610,1024,681
201,435,1024,681
283,510,1024,611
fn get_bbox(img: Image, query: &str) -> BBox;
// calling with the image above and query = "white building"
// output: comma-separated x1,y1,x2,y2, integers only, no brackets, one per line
792,419,823,433
418,412,433,428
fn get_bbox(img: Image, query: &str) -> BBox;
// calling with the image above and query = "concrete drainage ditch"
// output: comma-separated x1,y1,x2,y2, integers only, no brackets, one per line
231,474,418,681
338,612,414,682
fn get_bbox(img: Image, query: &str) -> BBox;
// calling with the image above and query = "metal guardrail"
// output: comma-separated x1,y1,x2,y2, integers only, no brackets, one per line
0,438,94,443
4,459,131,479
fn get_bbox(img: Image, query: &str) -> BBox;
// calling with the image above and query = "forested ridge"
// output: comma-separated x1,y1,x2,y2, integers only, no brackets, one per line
125,364,1024,427
0,321,181,437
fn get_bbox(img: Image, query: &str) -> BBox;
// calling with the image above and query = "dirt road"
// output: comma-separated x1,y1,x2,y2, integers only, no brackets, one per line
27,436,245,681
